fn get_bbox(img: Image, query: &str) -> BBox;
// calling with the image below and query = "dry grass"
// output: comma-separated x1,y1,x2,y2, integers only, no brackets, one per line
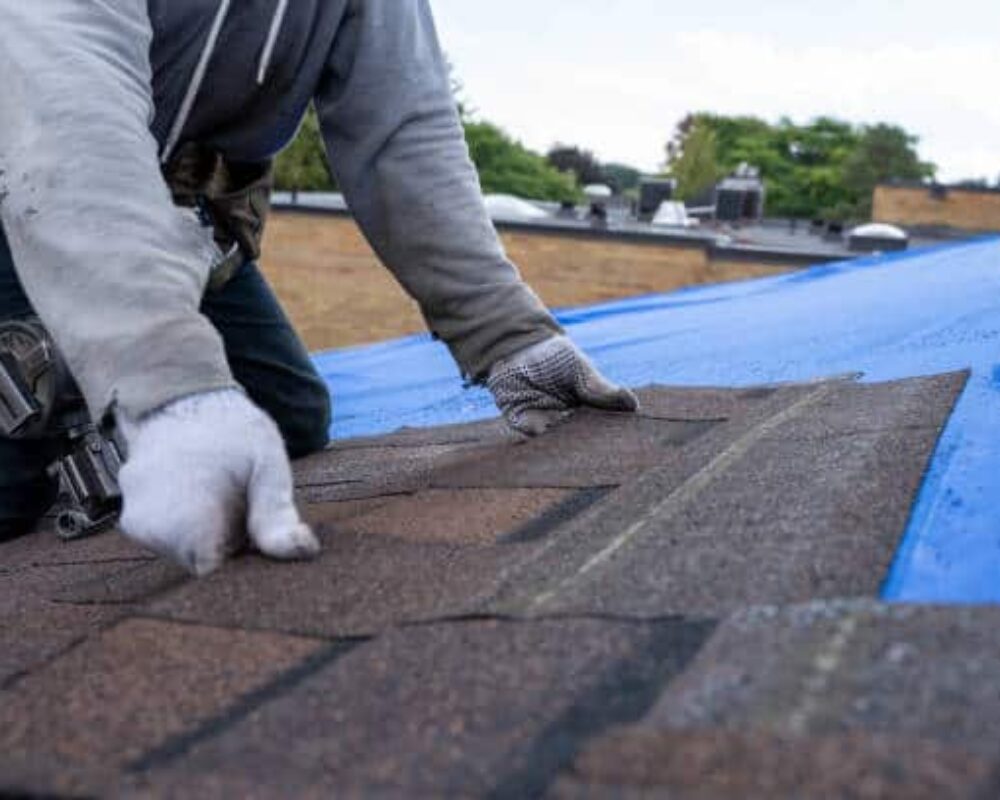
259,213,791,352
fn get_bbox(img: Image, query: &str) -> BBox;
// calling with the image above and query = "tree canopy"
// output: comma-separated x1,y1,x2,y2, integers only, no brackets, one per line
545,147,645,197
666,113,936,220
546,145,606,187
273,106,336,193
274,62,647,205
842,124,938,219
669,118,720,202
274,101,936,220
273,108,582,203
602,163,643,195
465,122,581,203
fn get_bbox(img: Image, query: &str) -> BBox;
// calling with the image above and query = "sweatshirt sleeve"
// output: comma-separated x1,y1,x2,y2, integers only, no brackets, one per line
0,0,236,421
314,0,563,382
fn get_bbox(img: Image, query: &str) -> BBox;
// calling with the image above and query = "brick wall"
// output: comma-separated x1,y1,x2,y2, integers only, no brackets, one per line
873,184,1000,231
260,212,790,351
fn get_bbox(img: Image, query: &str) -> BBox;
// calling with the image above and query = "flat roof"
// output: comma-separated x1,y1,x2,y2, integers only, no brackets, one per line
272,192,936,267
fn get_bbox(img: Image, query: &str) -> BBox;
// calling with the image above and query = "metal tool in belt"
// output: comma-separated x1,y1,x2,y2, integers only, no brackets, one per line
0,319,124,540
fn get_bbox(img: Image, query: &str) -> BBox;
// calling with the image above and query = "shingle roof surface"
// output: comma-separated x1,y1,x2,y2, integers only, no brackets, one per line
4,374,995,798
313,236,1000,603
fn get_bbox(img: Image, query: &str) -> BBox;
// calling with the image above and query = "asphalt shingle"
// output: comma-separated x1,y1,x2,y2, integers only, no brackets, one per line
128,618,712,798
0,375,979,797
292,442,478,503
484,375,963,617
0,559,140,686
643,600,1000,747
554,728,996,800
551,599,1000,798
324,488,576,545
0,520,154,573
143,530,521,637
0,618,323,796
428,413,723,489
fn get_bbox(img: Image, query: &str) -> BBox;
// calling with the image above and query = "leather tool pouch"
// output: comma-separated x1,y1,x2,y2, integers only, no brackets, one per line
163,143,274,291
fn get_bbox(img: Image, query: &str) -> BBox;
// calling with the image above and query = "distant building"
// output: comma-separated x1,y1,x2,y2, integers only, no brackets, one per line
875,181,1000,233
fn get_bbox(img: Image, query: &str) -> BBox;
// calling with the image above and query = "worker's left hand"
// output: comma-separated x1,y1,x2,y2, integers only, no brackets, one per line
487,335,639,436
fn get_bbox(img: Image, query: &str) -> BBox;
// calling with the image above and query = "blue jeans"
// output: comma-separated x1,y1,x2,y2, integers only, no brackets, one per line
0,223,331,540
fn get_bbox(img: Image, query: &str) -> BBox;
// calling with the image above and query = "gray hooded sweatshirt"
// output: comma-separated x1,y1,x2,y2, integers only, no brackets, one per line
0,0,561,422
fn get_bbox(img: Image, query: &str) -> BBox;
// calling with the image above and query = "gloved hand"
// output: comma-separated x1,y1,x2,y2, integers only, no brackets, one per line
487,335,639,436
116,389,320,576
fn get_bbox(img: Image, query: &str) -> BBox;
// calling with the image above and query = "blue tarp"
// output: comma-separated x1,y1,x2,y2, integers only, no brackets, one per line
312,236,1000,604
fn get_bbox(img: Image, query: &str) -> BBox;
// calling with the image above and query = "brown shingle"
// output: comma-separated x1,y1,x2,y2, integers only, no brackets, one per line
0,618,323,794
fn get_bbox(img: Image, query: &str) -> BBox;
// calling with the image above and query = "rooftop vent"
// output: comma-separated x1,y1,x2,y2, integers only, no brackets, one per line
584,184,613,227
483,194,549,222
583,184,613,201
716,163,765,222
638,179,676,221
848,223,909,253
652,201,698,229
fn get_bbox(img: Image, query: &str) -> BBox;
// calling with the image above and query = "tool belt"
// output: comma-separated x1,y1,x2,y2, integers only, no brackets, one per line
163,143,274,291
0,319,124,540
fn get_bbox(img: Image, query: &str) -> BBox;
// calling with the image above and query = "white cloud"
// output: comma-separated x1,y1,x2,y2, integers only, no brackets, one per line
439,18,1000,181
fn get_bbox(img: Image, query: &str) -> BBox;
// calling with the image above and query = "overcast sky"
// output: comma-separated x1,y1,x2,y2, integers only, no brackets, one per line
432,1,1000,182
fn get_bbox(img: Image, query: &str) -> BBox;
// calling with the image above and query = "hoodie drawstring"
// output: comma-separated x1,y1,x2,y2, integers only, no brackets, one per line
161,0,233,164
257,0,290,86
161,0,290,164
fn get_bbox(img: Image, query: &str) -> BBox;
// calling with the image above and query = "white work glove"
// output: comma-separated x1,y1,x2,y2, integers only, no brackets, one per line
486,335,639,436
116,389,320,576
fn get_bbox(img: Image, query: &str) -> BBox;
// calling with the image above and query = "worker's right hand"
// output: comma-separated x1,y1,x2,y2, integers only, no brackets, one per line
487,335,639,436
116,389,320,576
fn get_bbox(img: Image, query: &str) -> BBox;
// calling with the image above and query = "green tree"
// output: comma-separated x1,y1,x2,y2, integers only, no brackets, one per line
273,63,584,204
546,145,607,187
668,118,721,201
273,106,336,193
544,146,644,196
842,124,936,218
449,58,580,202
603,162,643,195
464,121,581,203
776,117,859,218
666,113,936,221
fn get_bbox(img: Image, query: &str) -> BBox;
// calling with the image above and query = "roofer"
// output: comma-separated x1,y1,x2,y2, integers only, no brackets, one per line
0,1,638,575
